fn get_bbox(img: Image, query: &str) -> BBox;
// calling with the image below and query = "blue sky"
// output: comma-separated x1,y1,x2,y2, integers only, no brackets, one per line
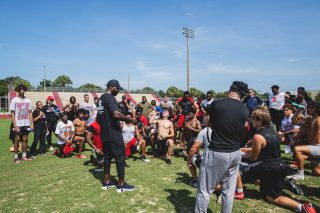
0,0,319,93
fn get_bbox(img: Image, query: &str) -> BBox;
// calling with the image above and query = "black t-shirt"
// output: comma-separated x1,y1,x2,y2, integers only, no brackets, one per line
32,109,47,130
209,98,249,152
179,98,194,115
256,127,281,161
118,101,129,115
43,104,59,124
96,93,123,142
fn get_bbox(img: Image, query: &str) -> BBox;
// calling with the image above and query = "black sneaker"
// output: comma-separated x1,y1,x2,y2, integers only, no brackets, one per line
101,181,117,190
189,180,198,188
285,178,303,195
116,183,135,193
165,158,172,165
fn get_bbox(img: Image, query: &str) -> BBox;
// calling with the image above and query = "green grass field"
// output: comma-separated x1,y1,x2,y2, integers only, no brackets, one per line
0,119,319,213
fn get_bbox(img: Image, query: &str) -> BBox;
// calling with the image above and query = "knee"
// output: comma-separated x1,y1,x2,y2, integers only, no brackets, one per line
167,139,174,146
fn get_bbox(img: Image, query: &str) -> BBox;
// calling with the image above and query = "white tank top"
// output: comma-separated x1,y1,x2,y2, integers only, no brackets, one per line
122,124,135,143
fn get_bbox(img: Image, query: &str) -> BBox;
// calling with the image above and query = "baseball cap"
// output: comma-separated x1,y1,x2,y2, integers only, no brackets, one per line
47,96,54,101
106,79,123,90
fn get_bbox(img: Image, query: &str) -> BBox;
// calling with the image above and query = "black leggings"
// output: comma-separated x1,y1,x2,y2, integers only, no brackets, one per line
102,140,126,180
269,109,284,132
46,122,57,146
30,128,46,154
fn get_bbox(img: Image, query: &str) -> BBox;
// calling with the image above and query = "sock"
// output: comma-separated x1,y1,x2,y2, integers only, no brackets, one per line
22,152,26,158
236,188,243,193
298,170,304,176
296,204,302,212
15,154,18,159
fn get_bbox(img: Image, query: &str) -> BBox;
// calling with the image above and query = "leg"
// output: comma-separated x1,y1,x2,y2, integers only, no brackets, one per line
189,164,198,181
294,146,311,170
266,195,300,211
30,128,41,155
166,139,174,159
46,123,53,147
195,151,229,213
21,134,28,155
311,162,320,176
140,138,147,156
115,152,126,186
39,129,46,154
220,152,241,213
103,142,113,184
14,134,20,156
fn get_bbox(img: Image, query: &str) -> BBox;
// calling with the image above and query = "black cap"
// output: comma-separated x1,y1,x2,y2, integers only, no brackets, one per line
106,79,123,90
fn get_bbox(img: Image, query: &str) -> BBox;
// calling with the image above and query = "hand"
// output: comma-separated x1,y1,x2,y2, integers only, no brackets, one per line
39,111,44,116
30,125,34,131
14,126,19,133
96,149,103,155
187,156,193,167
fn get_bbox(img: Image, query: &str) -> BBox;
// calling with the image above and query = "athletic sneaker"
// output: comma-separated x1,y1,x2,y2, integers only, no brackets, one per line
76,154,87,159
21,157,32,161
165,158,172,165
30,155,37,159
101,181,117,190
290,173,305,180
234,191,245,200
14,158,21,164
116,183,135,193
140,156,150,163
189,180,198,188
302,202,316,213
285,178,303,195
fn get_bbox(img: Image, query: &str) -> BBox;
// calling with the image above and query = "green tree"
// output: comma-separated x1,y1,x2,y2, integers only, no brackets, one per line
215,91,229,99
166,86,183,98
157,90,166,98
142,87,156,93
79,83,102,90
39,79,52,87
53,75,73,87
190,87,204,98
315,92,320,101
260,92,270,100
0,76,32,96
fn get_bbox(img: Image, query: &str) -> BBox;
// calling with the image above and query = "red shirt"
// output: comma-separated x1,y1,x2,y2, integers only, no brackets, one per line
87,121,102,150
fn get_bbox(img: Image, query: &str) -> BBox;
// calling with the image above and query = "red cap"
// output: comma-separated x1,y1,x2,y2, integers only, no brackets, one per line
47,96,54,101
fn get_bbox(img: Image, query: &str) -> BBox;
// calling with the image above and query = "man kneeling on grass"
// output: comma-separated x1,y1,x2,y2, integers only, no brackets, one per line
53,113,75,158
240,107,316,213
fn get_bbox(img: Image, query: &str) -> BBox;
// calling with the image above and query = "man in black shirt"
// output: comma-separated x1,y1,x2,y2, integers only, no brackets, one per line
118,95,131,115
195,81,249,213
96,79,135,192
42,96,60,151
30,101,47,157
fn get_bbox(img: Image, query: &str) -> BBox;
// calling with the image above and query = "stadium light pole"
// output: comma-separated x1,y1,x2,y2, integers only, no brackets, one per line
182,27,195,92
43,65,46,92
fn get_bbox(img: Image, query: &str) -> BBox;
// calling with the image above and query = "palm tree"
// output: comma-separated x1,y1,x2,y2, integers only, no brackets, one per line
53,75,73,87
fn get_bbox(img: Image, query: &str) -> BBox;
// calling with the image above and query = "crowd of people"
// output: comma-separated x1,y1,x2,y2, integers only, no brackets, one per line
8,81,319,212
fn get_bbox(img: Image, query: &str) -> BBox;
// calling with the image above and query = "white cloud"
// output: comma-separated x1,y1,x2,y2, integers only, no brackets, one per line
151,42,165,50
208,65,255,74
282,57,304,63
136,59,147,70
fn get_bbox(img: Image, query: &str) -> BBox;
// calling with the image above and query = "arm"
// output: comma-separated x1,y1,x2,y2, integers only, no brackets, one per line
243,134,266,161
167,122,175,138
187,141,202,166
29,110,34,130
112,110,134,123
86,131,102,154
11,111,19,133
149,112,159,125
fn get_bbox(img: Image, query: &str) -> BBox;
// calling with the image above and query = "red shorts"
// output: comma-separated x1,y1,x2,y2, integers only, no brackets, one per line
125,138,137,157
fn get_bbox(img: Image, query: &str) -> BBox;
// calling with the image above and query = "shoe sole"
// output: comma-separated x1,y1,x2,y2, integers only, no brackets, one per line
116,188,135,193
101,186,116,190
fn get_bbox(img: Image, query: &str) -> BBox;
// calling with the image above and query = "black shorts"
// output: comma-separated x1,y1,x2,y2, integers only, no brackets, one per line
156,139,168,156
242,158,286,199
102,139,125,159
15,126,32,137
186,137,197,153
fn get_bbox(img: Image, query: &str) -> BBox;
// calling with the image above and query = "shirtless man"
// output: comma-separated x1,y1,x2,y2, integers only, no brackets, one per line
292,101,320,179
73,108,87,158
150,108,174,164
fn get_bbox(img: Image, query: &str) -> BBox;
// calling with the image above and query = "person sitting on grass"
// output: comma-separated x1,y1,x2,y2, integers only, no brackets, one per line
73,109,87,159
86,120,104,167
291,101,320,180
149,107,174,164
277,104,300,154
240,107,316,213
10,84,34,163
121,113,150,163
53,112,75,158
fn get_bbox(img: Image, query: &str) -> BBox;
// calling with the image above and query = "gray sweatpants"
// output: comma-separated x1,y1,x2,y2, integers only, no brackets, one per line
195,150,241,213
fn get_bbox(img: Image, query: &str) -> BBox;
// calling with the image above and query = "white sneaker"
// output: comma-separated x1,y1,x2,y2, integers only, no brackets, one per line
140,156,150,163
289,173,304,180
